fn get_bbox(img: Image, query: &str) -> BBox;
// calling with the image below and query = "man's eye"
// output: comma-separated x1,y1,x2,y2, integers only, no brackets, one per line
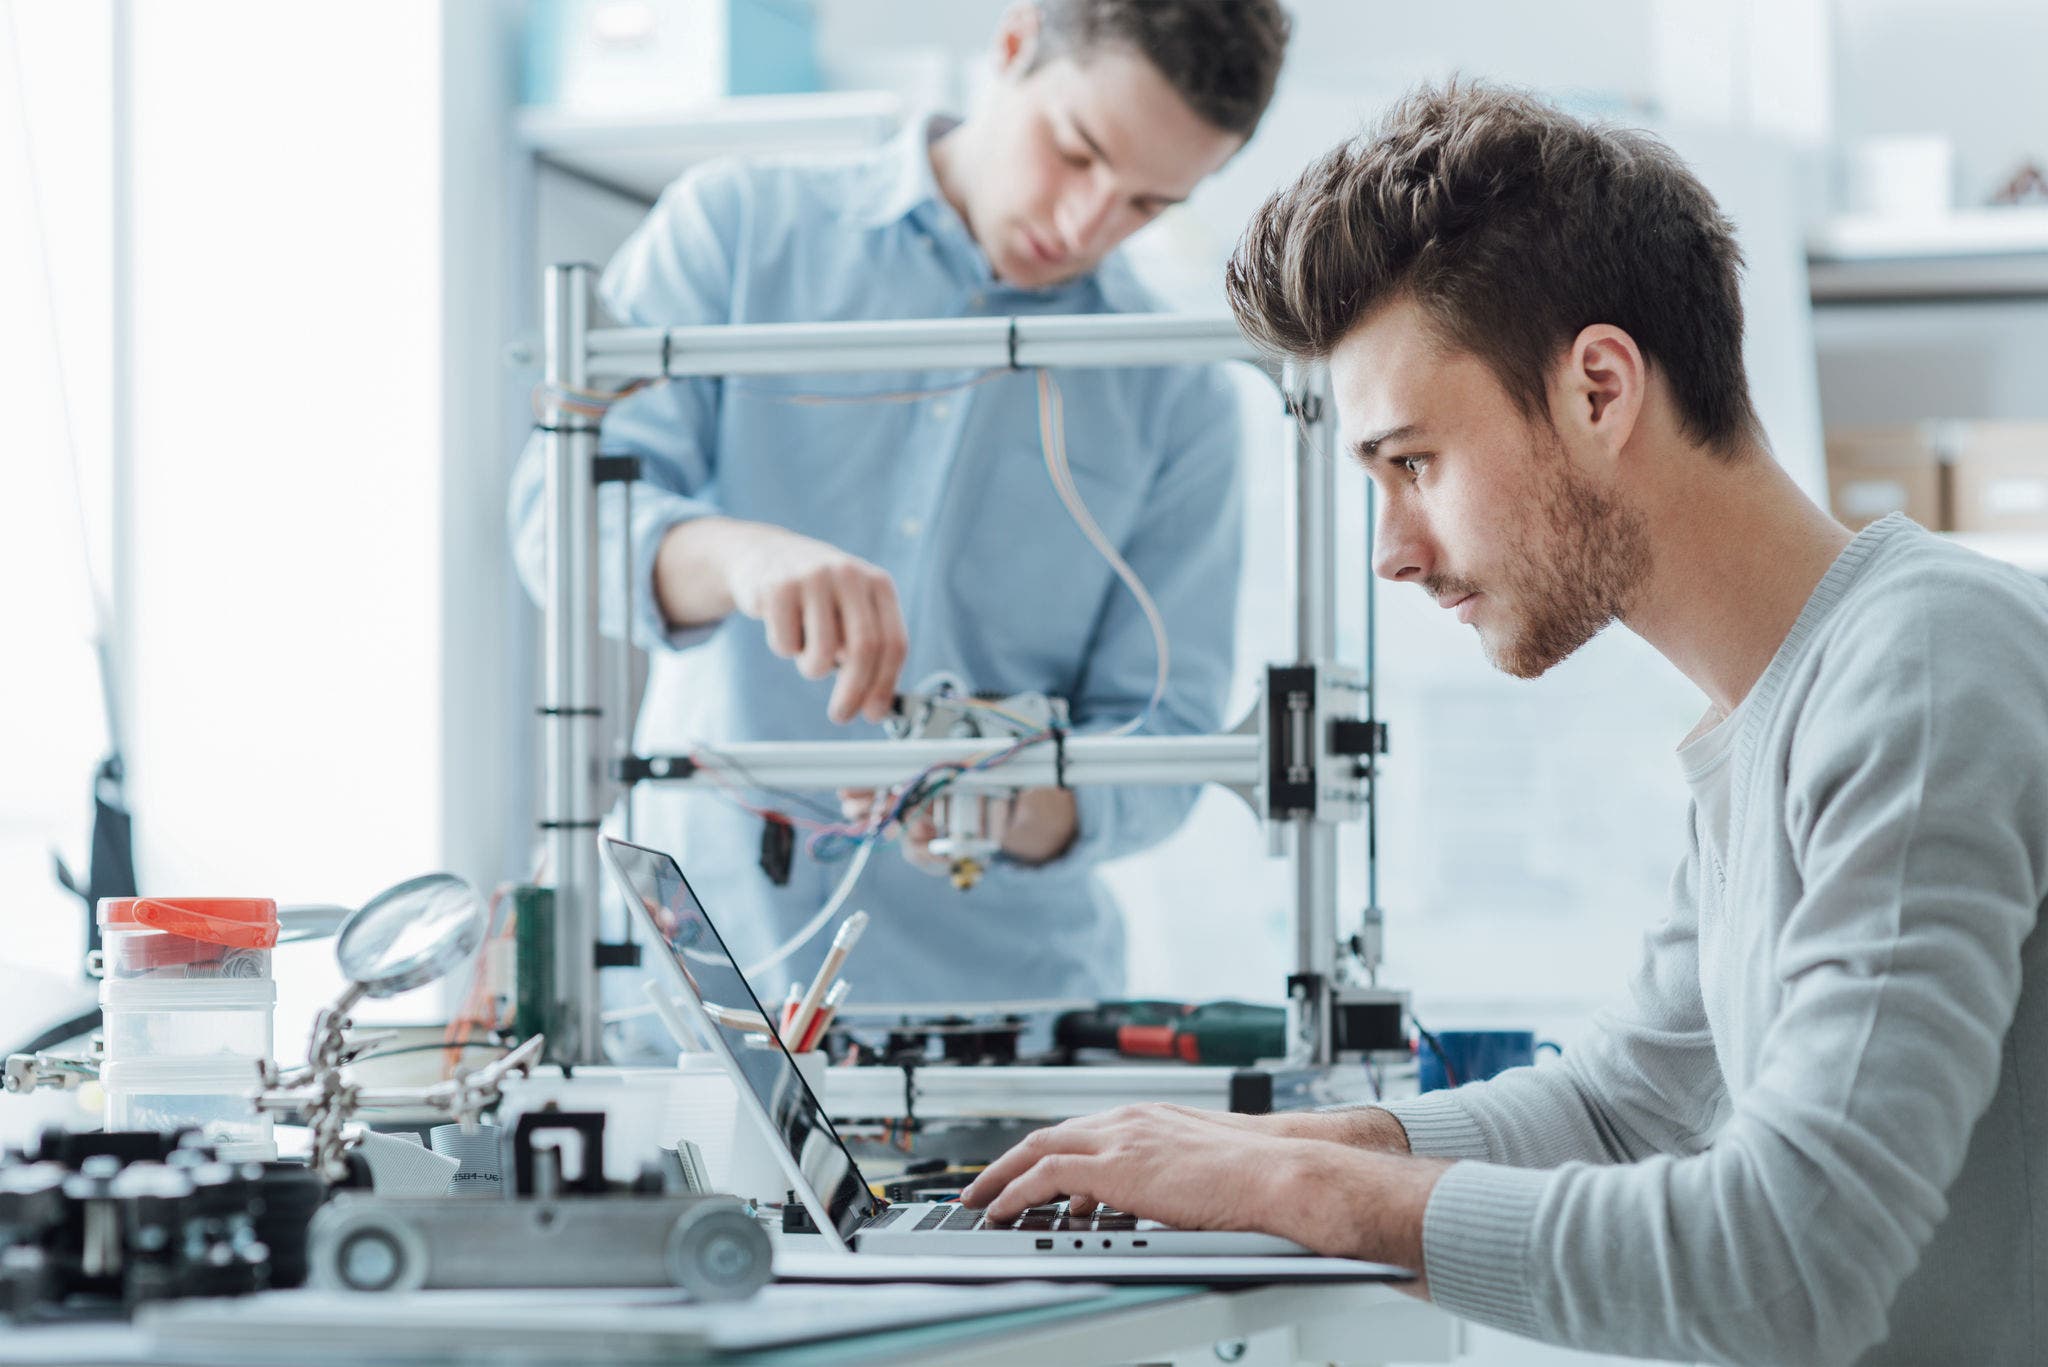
1396,455,1431,478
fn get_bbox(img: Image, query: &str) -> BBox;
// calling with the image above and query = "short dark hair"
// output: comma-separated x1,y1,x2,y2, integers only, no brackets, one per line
1224,80,1762,453
1032,0,1291,139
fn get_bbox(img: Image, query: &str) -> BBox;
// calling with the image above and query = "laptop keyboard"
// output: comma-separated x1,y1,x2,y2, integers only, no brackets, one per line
908,1202,1143,1233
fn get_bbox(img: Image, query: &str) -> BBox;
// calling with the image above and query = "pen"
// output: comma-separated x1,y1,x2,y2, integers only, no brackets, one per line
705,1003,774,1034
797,978,850,1053
787,910,868,1048
779,983,803,1035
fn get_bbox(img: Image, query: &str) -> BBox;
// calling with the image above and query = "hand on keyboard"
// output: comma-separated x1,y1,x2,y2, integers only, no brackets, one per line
961,1102,1304,1234
915,1200,1150,1233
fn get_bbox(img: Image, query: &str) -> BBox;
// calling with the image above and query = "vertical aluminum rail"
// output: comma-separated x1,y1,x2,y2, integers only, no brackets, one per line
615,477,636,843
1360,460,1384,985
1286,361,1340,1066
541,264,605,1064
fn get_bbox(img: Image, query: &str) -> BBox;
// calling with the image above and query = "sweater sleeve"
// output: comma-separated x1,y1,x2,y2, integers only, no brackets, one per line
1410,575,2048,1365
1376,842,1728,1168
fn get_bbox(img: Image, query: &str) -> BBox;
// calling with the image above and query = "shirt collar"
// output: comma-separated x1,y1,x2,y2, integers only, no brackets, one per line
853,111,1157,314
850,110,957,230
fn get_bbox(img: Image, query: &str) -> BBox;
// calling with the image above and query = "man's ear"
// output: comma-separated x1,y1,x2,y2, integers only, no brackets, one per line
991,2,1043,78
1556,324,1645,470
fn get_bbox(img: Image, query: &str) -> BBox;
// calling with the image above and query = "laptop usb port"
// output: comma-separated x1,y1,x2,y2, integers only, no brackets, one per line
1035,1238,1053,1250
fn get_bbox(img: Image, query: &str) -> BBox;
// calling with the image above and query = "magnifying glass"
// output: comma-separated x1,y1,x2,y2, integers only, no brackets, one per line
274,904,353,945
329,873,488,1010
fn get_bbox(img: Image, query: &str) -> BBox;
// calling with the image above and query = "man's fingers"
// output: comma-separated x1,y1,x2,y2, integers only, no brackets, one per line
796,579,841,680
901,808,948,875
962,1122,1102,1210
761,585,803,660
861,581,909,723
962,1129,1052,1208
739,541,900,712
983,1155,1082,1224
837,788,875,821
827,578,882,724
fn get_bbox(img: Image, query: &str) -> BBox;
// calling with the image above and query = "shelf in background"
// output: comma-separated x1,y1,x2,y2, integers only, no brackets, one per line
1943,531,2048,576
518,90,904,206
1811,207,2048,261
1808,208,2048,302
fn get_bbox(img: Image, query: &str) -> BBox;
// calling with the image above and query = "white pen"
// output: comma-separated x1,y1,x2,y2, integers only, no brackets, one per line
787,910,868,1049
704,1003,774,1034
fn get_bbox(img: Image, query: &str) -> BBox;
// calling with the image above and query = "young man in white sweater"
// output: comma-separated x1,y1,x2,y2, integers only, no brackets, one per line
963,81,2048,1365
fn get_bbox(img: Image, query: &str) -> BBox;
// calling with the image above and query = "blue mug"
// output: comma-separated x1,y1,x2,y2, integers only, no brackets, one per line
1417,1029,1561,1092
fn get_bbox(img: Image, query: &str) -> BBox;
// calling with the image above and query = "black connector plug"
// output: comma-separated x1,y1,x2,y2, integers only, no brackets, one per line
760,815,795,887
780,1191,820,1234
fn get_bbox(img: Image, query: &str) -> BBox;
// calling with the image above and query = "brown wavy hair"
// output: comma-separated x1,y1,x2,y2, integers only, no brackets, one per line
1225,80,1762,453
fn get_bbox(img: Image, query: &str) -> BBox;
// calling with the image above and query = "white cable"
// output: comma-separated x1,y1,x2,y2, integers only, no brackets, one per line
680,829,875,981
603,834,872,1024
1036,369,1170,736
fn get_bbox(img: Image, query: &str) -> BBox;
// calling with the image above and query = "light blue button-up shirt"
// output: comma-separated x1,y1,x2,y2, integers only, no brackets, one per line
510,116,1244,1016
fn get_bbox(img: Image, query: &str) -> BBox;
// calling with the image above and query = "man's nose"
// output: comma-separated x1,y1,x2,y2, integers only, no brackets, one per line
1057,181,1119,256
1372,501,1428,584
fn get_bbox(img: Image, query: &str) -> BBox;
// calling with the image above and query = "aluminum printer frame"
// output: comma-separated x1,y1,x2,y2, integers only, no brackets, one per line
536,263,1396,1077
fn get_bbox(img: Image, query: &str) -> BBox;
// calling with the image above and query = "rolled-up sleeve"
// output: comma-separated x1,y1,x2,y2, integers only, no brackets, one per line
507,163,745,653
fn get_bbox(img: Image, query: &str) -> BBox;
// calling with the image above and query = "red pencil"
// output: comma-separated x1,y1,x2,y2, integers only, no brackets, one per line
797,979,850,1053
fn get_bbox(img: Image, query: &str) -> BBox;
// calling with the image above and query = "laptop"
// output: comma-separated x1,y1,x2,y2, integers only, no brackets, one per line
600,836,1396,1262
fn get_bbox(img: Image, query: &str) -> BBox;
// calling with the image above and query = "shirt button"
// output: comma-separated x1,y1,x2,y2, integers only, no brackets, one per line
900,516,924,538
930,401,951,421
968,293,985,309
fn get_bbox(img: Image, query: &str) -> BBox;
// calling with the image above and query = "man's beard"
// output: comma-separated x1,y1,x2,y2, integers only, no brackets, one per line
1431,437,1651,680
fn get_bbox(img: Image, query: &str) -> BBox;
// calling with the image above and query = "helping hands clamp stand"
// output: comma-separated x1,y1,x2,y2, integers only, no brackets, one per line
249,875,546,1181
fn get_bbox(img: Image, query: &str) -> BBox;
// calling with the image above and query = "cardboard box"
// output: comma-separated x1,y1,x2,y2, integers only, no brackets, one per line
1948,422,2048,533
1825,427,1945,531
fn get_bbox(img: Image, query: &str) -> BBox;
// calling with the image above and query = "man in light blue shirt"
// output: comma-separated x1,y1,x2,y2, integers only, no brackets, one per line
509,2,1291,1018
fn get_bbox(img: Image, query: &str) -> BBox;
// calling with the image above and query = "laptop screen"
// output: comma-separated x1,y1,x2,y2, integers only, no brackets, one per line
599,836,881,1243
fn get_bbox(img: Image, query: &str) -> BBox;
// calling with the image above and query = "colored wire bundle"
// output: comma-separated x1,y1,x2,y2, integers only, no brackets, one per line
441,881,518,1076
804,725,1053,864
531,377,656,422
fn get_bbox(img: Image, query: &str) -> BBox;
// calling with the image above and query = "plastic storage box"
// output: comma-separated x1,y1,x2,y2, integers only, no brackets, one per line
100,1057,276,1161
95,897,278,981
99,976,275,1064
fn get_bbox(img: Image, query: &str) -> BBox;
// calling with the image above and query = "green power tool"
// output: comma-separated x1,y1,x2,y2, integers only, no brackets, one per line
1052,999,1287,1067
